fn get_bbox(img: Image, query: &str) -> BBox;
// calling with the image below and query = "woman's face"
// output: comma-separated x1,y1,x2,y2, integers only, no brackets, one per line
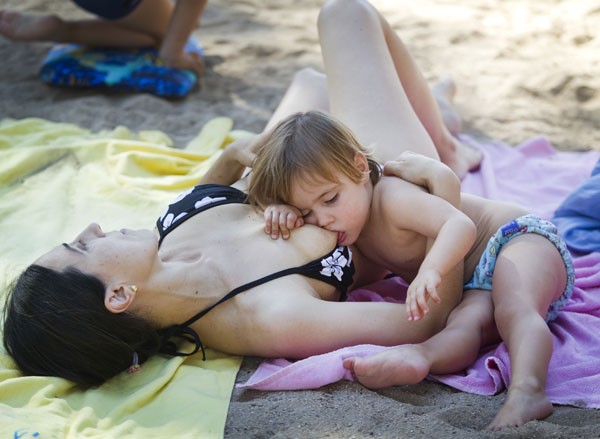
36,223,159,284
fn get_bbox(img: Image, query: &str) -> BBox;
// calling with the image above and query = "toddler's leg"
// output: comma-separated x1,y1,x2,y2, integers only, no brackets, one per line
488,234,567,430
344,290,497,388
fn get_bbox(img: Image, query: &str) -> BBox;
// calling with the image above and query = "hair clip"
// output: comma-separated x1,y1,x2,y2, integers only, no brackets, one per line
127,352,141,374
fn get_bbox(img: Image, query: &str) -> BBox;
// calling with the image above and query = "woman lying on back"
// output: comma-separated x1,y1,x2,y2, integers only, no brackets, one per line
2,0,480,388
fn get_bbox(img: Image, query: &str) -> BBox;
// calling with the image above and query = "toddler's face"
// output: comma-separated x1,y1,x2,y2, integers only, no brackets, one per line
289,172,371,246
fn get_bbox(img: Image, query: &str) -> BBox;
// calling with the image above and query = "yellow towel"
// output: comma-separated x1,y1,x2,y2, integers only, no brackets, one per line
0,117,246,438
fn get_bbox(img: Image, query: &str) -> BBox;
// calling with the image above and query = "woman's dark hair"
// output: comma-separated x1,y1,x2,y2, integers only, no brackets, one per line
2,265,162,387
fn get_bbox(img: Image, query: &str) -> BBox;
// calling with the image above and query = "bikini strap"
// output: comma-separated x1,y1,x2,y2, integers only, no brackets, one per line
159,324,207,360
159,266,305,360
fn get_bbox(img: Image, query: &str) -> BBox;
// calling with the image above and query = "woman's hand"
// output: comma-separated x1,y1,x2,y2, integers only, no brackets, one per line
227,128,275,168
405,267,442,321
383,151,461,208
199,133,265,185
383,151,438,189
225,136,258,168
264,204,304,239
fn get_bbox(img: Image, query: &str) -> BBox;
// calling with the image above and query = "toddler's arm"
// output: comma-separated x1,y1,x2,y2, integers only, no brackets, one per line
405,203,474,321
383,155,472,321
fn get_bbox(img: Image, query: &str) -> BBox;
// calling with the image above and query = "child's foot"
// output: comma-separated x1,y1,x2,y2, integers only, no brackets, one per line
343,345,430,389
488,386,553,430
0,10,63,41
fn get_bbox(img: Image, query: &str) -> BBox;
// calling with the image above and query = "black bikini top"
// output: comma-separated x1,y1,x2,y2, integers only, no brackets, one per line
156,184,355,359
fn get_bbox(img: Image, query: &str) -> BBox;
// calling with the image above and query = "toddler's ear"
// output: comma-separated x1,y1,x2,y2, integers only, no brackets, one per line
354,152,370,178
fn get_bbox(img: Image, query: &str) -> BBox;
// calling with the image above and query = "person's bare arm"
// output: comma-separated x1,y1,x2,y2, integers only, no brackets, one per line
383,151,461,208
159,0,207,77
199,136,256,185
383,152,467,320
382,181,474,320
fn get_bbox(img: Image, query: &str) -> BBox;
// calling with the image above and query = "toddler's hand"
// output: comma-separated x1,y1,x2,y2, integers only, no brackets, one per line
406,268,442,321
264,204,304,239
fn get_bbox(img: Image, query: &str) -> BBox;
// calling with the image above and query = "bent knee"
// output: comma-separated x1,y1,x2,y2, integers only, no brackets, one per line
318,0,377,32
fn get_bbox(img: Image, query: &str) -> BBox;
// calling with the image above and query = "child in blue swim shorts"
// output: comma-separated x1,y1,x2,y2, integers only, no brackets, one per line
465,214,574,322
249,110,575,431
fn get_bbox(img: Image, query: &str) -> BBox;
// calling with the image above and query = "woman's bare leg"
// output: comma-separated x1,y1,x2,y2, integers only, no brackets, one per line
317,0,481,176
266,68,330,131
487,234,567,430
268,69,475,174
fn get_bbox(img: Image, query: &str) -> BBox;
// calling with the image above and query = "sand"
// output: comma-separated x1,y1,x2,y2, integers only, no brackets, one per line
1,0,600,437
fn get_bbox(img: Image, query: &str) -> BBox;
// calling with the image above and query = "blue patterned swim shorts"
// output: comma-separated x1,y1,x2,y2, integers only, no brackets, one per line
464,214,575,322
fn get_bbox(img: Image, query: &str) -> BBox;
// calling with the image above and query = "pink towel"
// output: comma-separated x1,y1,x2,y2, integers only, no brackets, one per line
238,136,600,408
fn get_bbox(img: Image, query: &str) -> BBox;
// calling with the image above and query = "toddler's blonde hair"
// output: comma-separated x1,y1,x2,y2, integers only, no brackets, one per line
248,111,379,208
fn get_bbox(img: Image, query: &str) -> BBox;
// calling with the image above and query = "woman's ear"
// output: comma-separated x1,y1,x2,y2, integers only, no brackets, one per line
104,284,137,314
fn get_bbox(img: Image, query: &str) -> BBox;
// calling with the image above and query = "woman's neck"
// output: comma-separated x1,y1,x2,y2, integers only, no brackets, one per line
132,259,222,328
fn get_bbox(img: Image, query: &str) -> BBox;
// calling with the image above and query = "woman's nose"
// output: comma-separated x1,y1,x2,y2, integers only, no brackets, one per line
78,223,105,240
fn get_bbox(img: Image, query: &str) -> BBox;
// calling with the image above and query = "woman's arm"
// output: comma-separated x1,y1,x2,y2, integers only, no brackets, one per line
199,135,257,186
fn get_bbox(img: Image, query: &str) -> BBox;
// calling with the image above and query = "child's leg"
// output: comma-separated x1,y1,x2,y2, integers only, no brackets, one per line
0,1,173,48
0,10,64,42
344,290,497,388
317,0,481,176
488,234,567,430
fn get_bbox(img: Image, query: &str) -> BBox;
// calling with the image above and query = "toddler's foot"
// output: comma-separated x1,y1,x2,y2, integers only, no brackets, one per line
343,345,430,389
0,10,63,41
488,386,553,430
